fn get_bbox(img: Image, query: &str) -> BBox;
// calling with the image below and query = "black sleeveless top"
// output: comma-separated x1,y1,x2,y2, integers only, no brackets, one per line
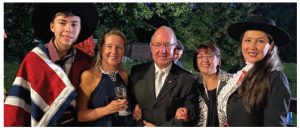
84,73,134,126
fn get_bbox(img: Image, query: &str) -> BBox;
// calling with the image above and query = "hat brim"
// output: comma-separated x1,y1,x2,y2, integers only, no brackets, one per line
32,3,98,44
228,22,291,47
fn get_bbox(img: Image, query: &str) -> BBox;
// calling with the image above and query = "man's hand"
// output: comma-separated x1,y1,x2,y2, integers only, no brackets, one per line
175,107,189,121
133,104,142,120
143,120,156,127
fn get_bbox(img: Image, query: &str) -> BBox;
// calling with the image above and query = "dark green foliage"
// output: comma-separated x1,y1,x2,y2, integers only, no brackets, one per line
95,3,155,43
4,61,20,91
4,3,296,66
283,63,297,98
4,3,36,62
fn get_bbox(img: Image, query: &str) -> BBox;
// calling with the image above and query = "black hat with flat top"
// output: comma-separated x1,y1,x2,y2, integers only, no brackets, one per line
228,15,291,47
32,3,99,44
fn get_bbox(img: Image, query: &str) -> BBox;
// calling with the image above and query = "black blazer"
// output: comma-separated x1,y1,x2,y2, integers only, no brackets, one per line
227,70,290,126
129,62,199,126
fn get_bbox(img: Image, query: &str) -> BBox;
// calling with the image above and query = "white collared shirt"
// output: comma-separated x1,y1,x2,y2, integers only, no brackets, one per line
154,63,172,81
154,63,172,97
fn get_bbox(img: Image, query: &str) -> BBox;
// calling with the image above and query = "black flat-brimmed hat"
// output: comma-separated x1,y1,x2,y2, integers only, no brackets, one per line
32,3,99,44
228,15,291,47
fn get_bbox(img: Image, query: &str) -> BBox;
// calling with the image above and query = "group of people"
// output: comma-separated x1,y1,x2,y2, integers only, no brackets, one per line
4,3,291,127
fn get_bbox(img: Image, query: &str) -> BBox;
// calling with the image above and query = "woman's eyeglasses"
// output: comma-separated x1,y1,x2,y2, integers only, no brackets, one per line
197,54,216,60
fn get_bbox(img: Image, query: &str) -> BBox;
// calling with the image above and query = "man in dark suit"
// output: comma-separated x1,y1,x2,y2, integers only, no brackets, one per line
129,26,199,126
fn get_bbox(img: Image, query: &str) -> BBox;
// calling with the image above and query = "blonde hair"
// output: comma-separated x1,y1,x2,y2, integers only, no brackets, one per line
91,28,126,72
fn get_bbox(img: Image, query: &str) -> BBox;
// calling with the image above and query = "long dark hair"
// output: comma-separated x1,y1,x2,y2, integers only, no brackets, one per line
237,34,282,114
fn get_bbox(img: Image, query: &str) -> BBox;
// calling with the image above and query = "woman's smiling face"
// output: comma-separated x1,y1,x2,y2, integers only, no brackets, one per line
241,30,273,63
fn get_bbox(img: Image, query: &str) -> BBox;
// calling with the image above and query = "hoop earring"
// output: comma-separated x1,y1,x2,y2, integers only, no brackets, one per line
268,50,273,55
268,42,275,55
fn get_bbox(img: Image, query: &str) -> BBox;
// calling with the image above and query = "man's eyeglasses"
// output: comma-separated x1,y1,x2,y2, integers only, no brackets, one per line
151,42,176,49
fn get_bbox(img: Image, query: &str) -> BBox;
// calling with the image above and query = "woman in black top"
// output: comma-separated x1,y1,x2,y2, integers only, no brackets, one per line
175,43,232,126
220,15,291,126
77,29,134,126
194,43,232,127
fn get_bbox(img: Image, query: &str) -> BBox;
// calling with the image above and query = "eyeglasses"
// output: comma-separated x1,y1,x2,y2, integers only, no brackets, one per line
197,54,216,60
151,42,176,49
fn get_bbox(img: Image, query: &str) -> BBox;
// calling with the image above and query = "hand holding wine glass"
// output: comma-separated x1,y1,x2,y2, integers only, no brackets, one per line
106,99,127,114
114,86,131,116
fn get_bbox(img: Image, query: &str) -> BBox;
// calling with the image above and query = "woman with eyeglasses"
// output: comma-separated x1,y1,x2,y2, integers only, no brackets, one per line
175,42,232,126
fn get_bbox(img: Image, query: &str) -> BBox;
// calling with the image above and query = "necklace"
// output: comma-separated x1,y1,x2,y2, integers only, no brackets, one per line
53,40,70,59
203,77,220,100
202,73,219,89
99,66,118,82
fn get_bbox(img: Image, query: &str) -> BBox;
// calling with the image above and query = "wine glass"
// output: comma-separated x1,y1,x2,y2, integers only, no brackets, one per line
114,86,131,116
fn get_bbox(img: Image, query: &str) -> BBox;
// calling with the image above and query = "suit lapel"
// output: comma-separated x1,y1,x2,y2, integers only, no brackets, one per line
154,63,177,105
143,63,156,105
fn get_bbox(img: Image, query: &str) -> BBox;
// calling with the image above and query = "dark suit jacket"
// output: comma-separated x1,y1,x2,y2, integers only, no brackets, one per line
227,70,290,126
129,62,199,126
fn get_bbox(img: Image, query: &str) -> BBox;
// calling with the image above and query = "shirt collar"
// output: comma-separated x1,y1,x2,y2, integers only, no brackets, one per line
46,39,75,62
154,63,172,75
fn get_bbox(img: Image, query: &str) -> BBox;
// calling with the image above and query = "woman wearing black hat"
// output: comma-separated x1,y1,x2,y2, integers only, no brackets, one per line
217,15,291,126
4,3,98,126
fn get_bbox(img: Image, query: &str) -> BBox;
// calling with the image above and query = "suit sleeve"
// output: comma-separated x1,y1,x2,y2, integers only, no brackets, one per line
128,65,138,108
264,71,290,126
183,77,200,126
160,76,200,126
